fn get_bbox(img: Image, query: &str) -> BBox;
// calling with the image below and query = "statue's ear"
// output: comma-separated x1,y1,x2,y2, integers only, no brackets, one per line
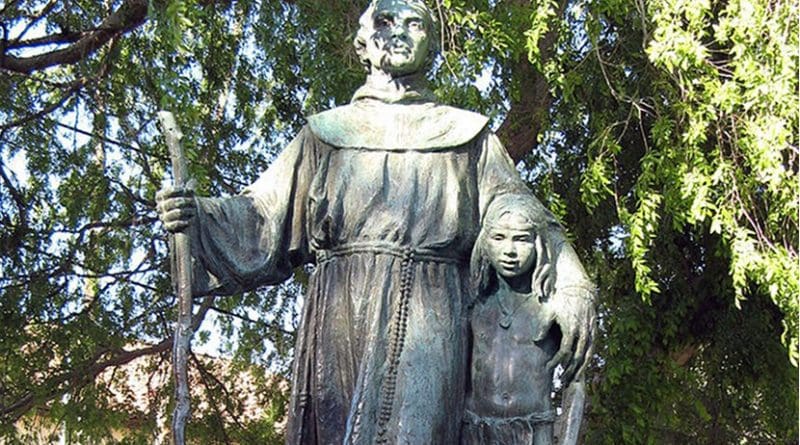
353,35,369,70
354,2,377,72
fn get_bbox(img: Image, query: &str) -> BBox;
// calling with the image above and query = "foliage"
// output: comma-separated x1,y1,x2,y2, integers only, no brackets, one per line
0,0,796,443
519,0,799,441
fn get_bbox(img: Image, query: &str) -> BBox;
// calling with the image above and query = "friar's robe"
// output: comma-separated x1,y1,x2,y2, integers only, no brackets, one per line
184,95,557,444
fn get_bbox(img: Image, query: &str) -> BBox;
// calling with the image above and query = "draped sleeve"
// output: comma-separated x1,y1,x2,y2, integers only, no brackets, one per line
476,131,559,231
183,127,316,296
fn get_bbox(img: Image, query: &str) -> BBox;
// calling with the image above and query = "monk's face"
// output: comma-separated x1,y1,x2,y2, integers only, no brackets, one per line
365,0,431,76
484,212,537,279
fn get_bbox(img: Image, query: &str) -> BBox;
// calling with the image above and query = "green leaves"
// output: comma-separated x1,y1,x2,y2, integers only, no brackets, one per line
0,0,796,443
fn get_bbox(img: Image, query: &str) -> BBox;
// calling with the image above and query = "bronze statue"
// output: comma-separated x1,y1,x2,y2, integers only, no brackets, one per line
156,1,595,443
464,195,582,445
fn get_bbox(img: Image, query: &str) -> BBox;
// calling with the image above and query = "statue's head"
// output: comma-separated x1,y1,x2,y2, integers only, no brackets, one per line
354,0,439,76
481,200,538,280
471,194,552,298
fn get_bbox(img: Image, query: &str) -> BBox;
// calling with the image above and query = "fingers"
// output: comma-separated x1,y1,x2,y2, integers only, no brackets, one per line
162,206,195,232
533,311,557,341
165,219,192,233
573,323,590,371
155,186,194,203
571,343,594,383
156,187,196,233
156,197,195,214
563,315,595,384
163,206,196,222
547,324,577,372
561,344,585,385
547,346,570,374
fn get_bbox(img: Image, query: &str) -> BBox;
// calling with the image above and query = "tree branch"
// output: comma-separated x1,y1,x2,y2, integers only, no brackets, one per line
1,295,214,423
496,0,570,163
0,81,82,130
6,31,85,50
5,0,58,44
0,0,148,74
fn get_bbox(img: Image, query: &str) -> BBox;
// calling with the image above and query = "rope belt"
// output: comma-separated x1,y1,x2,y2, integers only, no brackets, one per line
463,408,557,427
315,242,464,265
315,242,464,444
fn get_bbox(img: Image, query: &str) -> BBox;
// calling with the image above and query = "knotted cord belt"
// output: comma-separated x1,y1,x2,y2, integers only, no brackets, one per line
463,408,557,427
315,242,464,443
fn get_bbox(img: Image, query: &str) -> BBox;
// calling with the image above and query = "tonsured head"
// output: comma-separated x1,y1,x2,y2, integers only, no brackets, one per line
353,0,440,76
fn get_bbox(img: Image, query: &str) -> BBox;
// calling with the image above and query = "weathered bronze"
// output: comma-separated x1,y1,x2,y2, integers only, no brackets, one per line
156,1,595,443
464,194,587,445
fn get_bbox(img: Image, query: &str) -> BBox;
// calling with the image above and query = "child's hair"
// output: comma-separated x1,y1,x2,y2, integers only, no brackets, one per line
471,194,556,301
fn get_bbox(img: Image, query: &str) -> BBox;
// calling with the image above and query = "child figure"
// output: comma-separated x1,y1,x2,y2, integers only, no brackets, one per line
463,195,560,445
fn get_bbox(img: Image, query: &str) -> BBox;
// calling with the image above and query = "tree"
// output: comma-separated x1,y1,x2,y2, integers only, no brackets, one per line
0,0,796,443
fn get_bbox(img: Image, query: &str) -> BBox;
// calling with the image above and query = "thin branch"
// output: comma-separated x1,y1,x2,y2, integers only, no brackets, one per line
4,0,57,43
496,0,570,162
191,354,236,444
434,0,458,79
53,216,158,235
107,176,158,207
209,305,295,336
1,295,214,423
52,119,158,162
0,159,27,220
0,0,148,74
0,0,22,18
0,81,82,130
6,31,85,50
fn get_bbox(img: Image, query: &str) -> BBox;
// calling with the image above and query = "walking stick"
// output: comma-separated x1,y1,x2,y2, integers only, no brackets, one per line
560,380,586,445
560,342,593,445
158,111,193,445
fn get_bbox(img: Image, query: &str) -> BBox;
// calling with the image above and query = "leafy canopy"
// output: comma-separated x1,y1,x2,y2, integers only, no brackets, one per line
0,0,796,443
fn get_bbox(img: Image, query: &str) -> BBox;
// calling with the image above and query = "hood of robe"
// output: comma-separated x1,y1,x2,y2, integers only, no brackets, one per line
308,73,489,151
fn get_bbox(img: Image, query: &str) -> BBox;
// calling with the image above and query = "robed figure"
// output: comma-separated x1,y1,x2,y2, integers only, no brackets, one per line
157,1,595,443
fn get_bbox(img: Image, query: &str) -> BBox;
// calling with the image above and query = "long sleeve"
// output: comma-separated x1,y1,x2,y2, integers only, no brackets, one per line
477,131,558,230
185,127,316,296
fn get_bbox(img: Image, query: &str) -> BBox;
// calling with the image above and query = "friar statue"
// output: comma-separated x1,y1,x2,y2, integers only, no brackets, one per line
156,0,595,443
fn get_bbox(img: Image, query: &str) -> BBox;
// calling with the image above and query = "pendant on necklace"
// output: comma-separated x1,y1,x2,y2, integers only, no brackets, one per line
497,292,529,329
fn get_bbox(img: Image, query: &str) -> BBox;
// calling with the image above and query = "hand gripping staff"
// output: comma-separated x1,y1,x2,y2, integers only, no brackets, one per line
157,111,192,445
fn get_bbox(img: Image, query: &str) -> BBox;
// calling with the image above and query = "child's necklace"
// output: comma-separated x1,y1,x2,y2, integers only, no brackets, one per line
497,291,531,329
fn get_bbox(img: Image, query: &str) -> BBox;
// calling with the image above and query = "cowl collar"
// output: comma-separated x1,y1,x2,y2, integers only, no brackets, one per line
351,72,436,104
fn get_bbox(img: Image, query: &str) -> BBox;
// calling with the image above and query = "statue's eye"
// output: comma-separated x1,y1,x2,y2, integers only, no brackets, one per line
375,16,392,28
407,19,423,31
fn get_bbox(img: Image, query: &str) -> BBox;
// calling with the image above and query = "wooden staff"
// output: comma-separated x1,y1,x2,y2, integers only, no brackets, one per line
157,111,192,445
560,380,586,445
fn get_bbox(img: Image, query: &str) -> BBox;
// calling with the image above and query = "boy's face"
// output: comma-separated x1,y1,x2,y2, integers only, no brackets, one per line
484,212,537,279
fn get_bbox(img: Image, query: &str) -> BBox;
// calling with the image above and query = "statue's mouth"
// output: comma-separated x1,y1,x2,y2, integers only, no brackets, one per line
388,44,411,55
498,260,520,271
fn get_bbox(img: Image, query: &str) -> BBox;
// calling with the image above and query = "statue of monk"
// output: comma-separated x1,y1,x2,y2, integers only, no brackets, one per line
156,1,595,443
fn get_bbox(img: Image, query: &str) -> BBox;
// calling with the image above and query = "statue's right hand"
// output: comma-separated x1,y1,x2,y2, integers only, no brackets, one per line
156,186,196,233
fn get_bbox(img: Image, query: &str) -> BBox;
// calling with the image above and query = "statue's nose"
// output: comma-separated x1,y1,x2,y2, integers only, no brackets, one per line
391,23,407,38
502,242,518,257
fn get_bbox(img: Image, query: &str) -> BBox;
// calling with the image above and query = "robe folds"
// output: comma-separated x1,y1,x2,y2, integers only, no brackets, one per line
184,99,554,444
